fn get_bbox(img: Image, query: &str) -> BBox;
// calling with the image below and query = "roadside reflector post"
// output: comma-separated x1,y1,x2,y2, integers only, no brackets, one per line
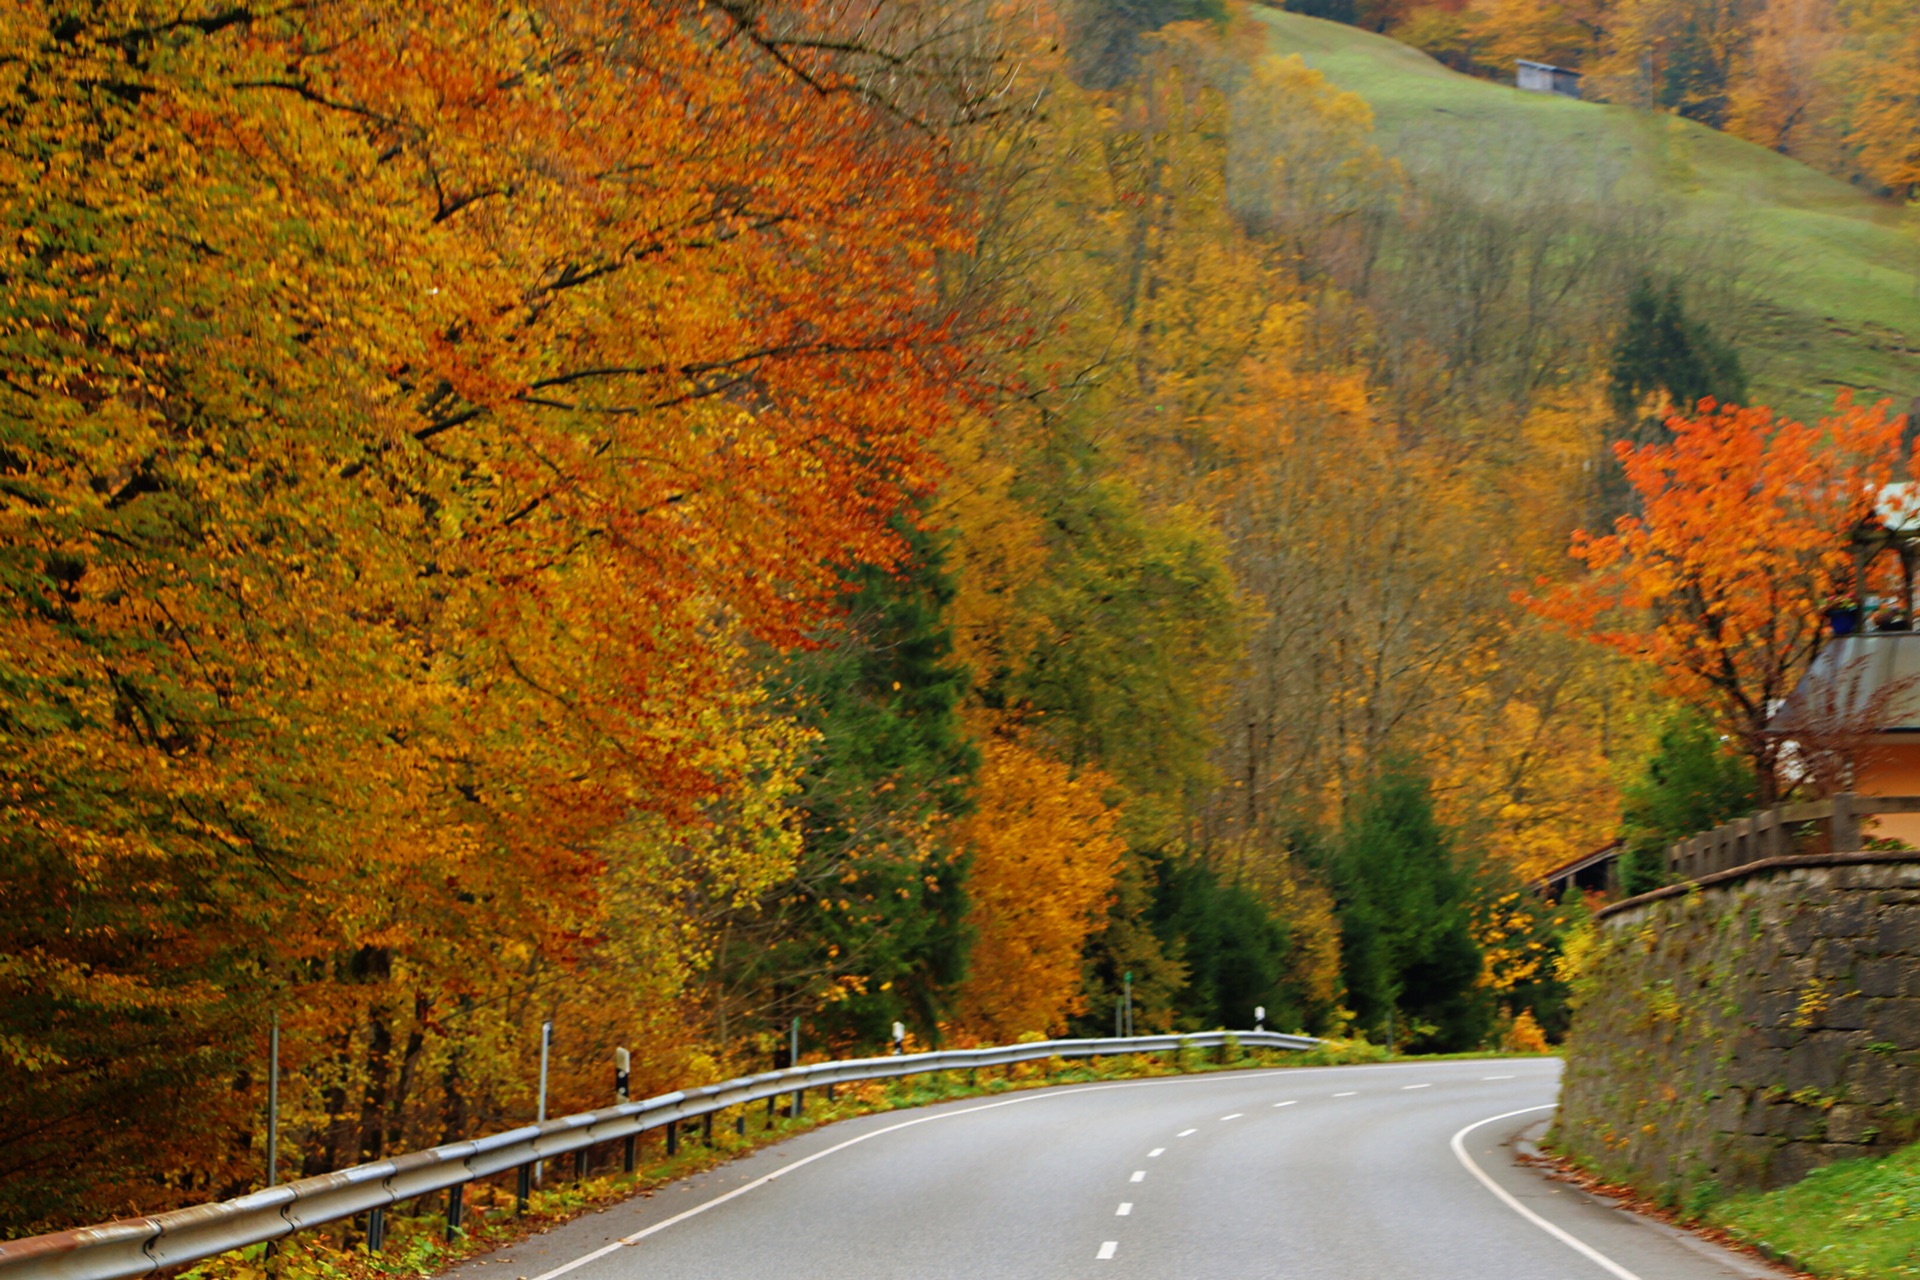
534,1020,552,1188
266,1013,280,1190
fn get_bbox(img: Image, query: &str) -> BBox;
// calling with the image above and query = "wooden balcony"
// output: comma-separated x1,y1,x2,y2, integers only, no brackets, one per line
1665,793,1920,882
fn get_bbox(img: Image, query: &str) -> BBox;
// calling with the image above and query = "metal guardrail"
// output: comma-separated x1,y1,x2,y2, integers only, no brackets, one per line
0,1029,1318,1280
1664,792,1920,882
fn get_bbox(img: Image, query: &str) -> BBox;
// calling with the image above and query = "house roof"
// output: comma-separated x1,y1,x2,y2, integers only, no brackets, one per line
1767,631,1920,735
1516,59,1581,75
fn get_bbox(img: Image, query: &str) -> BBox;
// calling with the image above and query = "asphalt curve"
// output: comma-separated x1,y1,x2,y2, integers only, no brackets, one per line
443,1058,1787,1280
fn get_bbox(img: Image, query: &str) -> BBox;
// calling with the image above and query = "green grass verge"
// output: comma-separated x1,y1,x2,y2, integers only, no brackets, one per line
1706,1141,1920,1278
181,1037,1453,1280
1248,7,1920,420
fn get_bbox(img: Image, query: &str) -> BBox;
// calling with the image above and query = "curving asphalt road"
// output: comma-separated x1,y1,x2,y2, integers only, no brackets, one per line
443,1058,1788,1280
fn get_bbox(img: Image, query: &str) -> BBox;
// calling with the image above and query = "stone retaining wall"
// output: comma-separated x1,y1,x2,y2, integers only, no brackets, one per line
1558,856,1920,1198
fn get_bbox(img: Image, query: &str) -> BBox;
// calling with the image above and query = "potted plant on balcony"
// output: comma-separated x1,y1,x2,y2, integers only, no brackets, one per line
1823,594,1862,635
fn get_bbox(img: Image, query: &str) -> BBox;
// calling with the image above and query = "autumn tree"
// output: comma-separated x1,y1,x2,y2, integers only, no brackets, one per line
952,734,1127,1041
1527,394,1907,802
0,0,992,1231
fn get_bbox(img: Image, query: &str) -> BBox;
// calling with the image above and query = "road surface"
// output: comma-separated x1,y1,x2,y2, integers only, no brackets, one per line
446,1057,1784,1280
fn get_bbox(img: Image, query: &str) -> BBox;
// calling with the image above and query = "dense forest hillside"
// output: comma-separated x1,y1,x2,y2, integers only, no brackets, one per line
1254,6,1920,421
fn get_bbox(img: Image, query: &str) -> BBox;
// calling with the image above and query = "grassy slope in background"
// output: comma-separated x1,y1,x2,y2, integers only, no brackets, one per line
1250,8,1920,421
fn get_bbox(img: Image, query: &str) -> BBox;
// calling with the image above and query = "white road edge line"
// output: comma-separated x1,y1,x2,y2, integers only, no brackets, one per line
1097,1242,1118,1260
1483,1074,1516,1080
1450,1105,1643,1280
517,1062,1538,1280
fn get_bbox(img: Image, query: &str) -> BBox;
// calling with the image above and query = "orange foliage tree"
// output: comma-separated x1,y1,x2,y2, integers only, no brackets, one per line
0,0,986,1230
1525,395,1908,802
952,733,1126,1041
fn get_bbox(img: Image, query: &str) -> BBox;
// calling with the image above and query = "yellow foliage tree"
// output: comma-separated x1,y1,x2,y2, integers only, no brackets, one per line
953,734,1127,1042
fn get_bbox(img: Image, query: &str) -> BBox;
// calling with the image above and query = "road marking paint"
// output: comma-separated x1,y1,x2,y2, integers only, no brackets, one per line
1220,1113,1243,1120
1451,1105,1643,1280
1148,1148,1165,1157
1483,1074,1515,1080
1177,1127,1197,1136
1116,1203,1132,1216
518,1063,1518,1280
1097,1242,1118,1260
1333,1091,1357,1097
1273,1100,1296,1108
1130,1170,1146,1182
1403,1084,1431,1090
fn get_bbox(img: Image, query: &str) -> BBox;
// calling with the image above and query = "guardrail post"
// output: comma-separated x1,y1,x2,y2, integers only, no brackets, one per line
789,1087,803,1119
446,1182,466,1239
735,1109,746,1136
516,1162,532,1215
666,1119,678,1156
622,1135,636,1173
366,1206,385,1253
825,1081,836,1102
573,1148,587,1182
702,1112,713,1146
765,1095,776,1128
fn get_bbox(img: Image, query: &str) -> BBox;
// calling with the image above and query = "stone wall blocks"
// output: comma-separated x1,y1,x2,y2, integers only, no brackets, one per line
1853,957,1906,998
1818,896,1870,936
1823,1104,1875,1143
1858,998,1920,1050
1843,1053,1904,1106
1814,939,1858,977
1875,916,1920,952
1822,994,1871,1030
1571,860,1920,1195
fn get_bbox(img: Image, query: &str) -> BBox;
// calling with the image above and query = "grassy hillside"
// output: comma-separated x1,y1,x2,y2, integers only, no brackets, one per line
1249,6,1919,420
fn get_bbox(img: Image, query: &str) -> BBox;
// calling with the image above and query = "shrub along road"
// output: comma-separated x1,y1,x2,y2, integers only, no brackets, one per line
437,1059,1783,1279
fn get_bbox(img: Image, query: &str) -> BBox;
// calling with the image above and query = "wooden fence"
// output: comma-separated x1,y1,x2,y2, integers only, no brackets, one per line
1665,793,1920,882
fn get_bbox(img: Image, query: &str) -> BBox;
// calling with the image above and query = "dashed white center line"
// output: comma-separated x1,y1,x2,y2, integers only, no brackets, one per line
1097,1241,1118,1260
1177,1128,1197,1137
1130,1170,1146,1183
1116,1203,1133,1216
1333,1091,1357,1097
1274,1100,1296,1108
1483,1075,1515,1080
1403,1083,1431,1090
1148,1148,1165,1157
1220,1112,1244,1120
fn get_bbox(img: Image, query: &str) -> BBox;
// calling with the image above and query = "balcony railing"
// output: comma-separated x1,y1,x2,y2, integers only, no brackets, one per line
1665,793,1920,883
